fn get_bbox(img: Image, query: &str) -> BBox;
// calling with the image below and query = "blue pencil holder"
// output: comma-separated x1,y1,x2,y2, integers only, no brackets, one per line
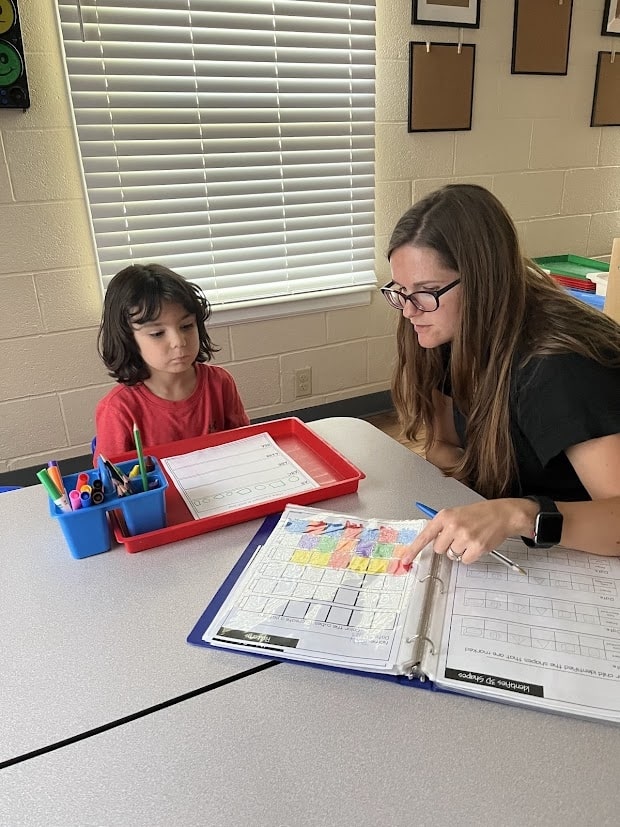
49,458,168,559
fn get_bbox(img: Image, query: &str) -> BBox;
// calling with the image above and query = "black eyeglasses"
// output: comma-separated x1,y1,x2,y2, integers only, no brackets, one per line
380,278,461,312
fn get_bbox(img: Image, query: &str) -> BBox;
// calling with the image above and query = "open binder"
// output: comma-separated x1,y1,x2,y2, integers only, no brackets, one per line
188,505,620,724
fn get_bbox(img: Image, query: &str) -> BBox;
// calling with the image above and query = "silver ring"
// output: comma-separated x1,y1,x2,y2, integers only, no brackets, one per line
447,548,462,562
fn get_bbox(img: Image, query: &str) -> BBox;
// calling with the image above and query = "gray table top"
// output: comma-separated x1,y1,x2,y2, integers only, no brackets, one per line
4,417,617,826
0,479,277,762
2,659,618,827
2,416,464,763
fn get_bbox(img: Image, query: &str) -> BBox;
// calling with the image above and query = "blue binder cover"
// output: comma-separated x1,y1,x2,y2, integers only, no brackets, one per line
187,512,437,691
189,511,620,723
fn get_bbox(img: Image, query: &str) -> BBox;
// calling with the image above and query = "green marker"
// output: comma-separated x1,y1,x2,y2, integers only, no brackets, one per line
133,422,149,493
37,468,71,512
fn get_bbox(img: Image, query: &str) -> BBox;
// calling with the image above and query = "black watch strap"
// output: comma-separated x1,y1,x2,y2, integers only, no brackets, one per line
522,495,563,548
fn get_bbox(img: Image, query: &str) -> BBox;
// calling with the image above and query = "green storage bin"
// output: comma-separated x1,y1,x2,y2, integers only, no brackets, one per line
533,254,609,280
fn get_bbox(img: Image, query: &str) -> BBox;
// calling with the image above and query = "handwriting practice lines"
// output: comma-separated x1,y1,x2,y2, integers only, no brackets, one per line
162,434,320,519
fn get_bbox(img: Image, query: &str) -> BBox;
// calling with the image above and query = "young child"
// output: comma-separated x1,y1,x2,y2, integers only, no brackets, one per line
94,263,249,463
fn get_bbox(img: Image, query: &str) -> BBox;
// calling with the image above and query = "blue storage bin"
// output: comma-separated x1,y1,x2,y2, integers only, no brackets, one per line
565,287,605,311
118,469,167,536
49,458,168,559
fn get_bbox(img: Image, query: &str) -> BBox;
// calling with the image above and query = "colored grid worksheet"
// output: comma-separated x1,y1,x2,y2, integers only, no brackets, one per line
202,505,427,672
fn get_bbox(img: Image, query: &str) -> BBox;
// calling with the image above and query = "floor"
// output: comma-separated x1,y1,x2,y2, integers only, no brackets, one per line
363,411,425,457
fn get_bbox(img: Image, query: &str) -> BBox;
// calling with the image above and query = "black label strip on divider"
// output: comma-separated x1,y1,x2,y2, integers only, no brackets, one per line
215,627,300,650
445,668,544,698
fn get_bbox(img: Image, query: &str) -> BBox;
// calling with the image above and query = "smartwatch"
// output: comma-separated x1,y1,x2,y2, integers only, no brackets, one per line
521,495,563,548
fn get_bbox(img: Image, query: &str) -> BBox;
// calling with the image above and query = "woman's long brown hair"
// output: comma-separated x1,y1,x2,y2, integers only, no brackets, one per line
388,184,620,498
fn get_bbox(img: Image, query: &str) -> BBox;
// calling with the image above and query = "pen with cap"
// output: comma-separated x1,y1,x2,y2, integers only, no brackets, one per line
414,501,527,576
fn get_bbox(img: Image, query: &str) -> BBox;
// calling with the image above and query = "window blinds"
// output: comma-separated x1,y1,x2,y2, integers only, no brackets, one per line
57,1,376,310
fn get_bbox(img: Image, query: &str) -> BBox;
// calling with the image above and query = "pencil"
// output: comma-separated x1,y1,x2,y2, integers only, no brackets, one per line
132,422,149,493
414,501,527,576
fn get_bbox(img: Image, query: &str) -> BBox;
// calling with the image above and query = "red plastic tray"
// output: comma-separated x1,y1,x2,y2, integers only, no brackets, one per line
109,418,365,553
551,274,595,292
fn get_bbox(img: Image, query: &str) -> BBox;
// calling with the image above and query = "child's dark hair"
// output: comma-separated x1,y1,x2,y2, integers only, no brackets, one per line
98,263,219,385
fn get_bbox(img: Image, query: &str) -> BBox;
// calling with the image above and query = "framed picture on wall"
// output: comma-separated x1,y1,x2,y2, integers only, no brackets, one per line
601,0,620,36
412,0,480,29
591,52,620,127
408,41,476,132
511,0,573,75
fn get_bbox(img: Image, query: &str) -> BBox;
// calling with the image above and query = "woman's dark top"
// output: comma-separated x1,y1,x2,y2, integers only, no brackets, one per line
442,350,620,500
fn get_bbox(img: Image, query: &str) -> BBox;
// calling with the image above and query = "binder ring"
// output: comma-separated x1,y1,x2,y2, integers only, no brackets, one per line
419,573,445,594
406,634,436,655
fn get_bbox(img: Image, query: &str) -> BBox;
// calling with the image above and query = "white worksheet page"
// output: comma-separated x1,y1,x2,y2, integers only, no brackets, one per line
162,433,320,519
202,505,426,672
435,540,620,722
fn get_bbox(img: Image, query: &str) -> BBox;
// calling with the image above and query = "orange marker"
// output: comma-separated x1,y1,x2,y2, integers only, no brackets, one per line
47,462,67,501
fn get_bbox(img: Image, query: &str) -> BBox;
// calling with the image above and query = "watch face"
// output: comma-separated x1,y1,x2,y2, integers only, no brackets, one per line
536,511,563,545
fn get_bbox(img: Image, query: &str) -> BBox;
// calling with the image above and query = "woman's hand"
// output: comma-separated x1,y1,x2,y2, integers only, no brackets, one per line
403,498,538,566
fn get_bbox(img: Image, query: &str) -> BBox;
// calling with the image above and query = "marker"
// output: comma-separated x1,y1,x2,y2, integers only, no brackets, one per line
133,422,149,494
92,478,103,492
80,490,92,507
91,490,105,505
414,501,527,576
47,462,66,500
79,484,92,495
76,472,89,489
37,469,71,513
69,490,82,510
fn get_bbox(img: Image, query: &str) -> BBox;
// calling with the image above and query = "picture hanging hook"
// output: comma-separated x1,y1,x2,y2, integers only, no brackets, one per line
458,28,463,54
426,41,430,53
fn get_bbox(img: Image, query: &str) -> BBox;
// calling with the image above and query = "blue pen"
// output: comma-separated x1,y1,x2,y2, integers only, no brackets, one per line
414,501,526,576
415,501,439,520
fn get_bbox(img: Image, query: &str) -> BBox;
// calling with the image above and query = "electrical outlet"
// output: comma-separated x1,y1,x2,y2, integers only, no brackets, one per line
294,367,312,398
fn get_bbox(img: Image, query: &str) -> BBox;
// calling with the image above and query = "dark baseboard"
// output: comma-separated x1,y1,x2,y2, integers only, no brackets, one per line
0,390,394,489
253,389,393,425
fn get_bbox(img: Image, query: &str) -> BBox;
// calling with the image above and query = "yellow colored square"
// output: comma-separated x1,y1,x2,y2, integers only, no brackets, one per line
367,558,389,574
309,551,332,567
348,555,369,572
291,550,312,564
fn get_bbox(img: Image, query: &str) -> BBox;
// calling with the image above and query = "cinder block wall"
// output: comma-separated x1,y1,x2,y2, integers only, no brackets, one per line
0,0,618,470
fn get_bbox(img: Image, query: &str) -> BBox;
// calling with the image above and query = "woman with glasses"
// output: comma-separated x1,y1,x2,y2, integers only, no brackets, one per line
382,184,620,563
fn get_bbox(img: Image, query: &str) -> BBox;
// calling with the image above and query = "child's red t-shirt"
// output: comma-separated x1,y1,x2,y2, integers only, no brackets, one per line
94,363,249,463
